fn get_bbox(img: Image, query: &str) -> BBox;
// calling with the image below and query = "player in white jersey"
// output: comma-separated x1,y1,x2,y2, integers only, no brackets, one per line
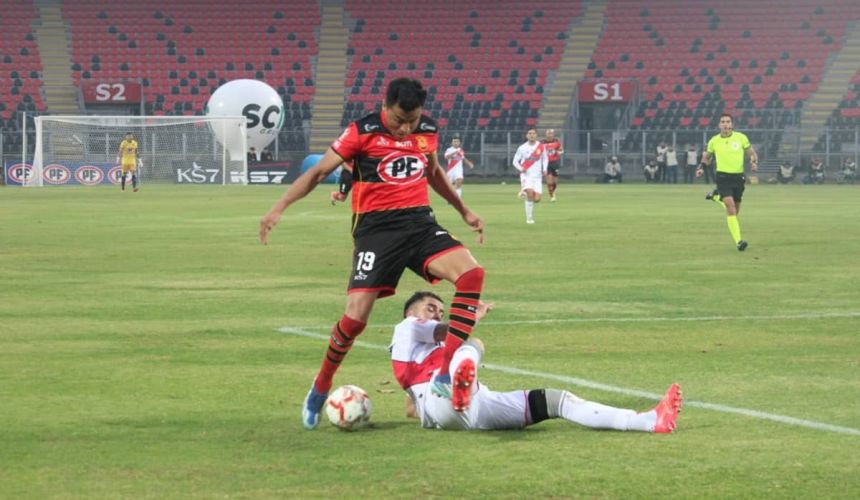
512,128,548,224
444,137,474,198
390,291,683,432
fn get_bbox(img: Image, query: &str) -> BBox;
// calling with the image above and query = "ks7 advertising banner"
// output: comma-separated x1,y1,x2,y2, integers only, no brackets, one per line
247,162,295,184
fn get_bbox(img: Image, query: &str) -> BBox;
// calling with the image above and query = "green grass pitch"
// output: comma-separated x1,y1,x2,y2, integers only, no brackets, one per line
1,183,858,498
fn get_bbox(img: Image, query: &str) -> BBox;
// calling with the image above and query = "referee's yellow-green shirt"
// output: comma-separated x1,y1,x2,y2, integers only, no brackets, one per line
707,132,750,174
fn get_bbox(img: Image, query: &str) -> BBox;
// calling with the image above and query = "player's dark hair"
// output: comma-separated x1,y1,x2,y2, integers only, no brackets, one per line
385,78,427,112
403,291,443,317
719,113,733,123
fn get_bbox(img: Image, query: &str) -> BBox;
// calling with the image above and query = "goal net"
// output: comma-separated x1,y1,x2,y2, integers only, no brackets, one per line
27,115,248,186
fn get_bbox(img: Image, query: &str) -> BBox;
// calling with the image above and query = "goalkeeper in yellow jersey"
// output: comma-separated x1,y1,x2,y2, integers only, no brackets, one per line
116,131,142,192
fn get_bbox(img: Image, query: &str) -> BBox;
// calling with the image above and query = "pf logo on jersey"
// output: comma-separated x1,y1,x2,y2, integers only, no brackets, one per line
377,152,427,185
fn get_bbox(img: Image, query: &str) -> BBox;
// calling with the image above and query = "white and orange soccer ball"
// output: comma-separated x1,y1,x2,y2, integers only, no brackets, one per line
325,385,372,430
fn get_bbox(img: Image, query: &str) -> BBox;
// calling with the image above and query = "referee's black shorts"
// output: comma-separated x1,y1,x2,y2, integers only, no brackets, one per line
715,171,746,202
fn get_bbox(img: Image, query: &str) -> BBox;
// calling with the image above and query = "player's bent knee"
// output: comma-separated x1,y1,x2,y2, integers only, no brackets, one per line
455,266,485,291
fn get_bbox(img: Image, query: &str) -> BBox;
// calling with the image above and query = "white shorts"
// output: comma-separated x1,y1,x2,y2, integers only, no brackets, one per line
520,172,543,194
411,381,529,430
447,166,464,183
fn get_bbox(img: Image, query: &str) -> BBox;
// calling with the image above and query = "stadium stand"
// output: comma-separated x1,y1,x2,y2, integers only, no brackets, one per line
588,0,860,156
62,0,319,151
0,0,43,153
341,0,583,144
1,0,859,166
818,70,860,153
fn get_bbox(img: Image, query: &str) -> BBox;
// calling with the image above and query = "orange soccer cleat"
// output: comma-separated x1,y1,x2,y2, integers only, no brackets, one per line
652,383,683,434
452,358,476,412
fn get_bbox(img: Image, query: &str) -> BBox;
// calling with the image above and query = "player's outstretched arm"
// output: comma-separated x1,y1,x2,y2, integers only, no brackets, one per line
259,148,345,244
427,158,484,243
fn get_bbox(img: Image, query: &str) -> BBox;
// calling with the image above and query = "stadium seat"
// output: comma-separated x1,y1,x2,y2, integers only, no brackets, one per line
594,0,860,156
0,0,44,120
62,0,319,123
341,0,583,139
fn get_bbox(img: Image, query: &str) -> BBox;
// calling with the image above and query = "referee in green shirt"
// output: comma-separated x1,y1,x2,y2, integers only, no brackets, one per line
696,113,759,251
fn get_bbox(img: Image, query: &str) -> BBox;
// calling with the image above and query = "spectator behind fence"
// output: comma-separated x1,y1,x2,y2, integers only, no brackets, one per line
684,144,698,184
644,159,659,183
804,158,825,184
664,146,679,184
261,148,273,162
777,161,796,184
838,158,856,184
603,156,623,183
656,141,668,182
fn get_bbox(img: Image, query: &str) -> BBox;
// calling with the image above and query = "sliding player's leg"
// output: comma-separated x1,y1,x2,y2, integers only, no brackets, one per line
424,248,484,401
547,383,682,433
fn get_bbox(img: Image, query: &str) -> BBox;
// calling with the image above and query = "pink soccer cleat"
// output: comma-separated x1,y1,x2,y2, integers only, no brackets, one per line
451,358,476,412
652,383,683,434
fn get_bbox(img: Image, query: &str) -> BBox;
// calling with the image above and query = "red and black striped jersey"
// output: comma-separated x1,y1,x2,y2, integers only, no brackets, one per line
331,111,439,235
542,138,562,162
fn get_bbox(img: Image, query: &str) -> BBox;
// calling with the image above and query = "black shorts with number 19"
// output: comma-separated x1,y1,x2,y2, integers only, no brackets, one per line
348,207,463,298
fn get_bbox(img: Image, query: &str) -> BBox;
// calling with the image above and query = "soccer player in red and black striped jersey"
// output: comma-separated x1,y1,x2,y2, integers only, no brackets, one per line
259,78,486,429
542,129,563,201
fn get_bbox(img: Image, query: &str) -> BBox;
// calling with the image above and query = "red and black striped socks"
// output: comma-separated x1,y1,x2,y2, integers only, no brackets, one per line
439,267,485,376
314,315,366,394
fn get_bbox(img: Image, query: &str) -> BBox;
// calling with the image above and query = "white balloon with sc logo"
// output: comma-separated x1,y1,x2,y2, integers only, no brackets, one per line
206,79,284,160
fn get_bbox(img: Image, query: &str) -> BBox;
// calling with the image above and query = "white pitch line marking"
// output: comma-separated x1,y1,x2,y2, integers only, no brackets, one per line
278,325,860,437
280,311,860,331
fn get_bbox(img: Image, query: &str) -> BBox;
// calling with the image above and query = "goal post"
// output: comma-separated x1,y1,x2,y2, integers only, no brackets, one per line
27,115,248,186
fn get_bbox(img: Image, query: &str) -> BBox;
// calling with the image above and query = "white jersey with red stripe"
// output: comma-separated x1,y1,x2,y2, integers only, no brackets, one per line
445,146,466,181
390,316,444,390
445,147,465,171
389,316,530,430
513,141,547,180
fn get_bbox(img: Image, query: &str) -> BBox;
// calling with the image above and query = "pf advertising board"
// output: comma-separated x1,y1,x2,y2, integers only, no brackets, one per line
4,161,126,186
